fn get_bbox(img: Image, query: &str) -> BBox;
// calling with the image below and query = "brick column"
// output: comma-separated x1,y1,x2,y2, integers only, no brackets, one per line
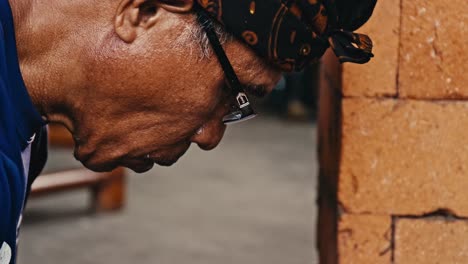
318,0,468,263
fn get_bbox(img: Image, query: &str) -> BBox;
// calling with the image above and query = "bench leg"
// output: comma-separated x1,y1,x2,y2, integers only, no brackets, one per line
90,168,126,211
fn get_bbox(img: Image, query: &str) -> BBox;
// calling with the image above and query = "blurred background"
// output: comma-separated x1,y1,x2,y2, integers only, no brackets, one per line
18,65,320,264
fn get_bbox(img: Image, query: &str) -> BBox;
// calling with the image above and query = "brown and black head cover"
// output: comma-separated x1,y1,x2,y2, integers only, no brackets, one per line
197,0,377,71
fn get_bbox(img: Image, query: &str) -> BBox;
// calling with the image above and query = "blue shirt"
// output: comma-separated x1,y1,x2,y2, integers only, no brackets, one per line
0,0,45,263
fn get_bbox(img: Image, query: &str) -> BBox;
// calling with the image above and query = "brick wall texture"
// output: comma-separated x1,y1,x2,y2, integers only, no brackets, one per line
317,0,468,263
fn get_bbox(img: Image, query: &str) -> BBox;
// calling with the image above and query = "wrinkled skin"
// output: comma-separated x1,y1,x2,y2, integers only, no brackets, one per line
10,0,281,172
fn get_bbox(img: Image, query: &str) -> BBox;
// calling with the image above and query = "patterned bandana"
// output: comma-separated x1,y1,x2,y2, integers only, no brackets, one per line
197,0,377,71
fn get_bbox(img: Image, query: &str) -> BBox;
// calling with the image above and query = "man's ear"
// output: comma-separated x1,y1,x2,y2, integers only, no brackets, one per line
115,0,194,43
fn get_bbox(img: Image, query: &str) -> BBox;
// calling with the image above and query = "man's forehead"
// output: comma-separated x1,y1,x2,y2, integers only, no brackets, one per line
197,0,376,71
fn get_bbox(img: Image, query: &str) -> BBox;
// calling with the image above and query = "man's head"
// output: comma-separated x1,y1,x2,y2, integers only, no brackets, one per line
79,0,283,172
11,0,374,172
12,0,281,172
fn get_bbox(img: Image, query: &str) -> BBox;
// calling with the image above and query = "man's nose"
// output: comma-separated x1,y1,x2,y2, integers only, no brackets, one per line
190,97,231,150
190,119,227,150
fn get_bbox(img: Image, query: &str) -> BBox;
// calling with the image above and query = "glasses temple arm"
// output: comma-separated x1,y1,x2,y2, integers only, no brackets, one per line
195,9,243,93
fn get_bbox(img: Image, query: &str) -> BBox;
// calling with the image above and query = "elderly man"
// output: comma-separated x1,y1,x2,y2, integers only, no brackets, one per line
0,0,376,262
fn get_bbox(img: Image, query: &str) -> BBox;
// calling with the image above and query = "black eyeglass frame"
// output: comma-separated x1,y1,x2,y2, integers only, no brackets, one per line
196,8,257,125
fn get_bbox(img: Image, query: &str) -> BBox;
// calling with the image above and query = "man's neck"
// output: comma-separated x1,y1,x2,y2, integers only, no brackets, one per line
8,0,113,131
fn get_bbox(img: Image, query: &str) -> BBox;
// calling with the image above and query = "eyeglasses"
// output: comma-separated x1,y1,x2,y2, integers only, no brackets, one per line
196,9,257,125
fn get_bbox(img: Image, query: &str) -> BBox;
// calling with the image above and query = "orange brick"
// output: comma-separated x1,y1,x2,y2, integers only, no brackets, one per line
395,218,468,263
399,0,468,99
339,98,468,216
342,0,400,97
338,214,392,264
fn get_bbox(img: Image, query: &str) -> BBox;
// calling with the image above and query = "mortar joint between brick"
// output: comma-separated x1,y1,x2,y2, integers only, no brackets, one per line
394,208,468,221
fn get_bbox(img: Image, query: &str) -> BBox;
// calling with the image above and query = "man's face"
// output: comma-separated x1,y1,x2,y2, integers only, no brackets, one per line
74,9,281,172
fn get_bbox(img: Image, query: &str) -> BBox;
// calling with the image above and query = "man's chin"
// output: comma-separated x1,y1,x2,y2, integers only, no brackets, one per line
79,147,189,173
81,159,154,173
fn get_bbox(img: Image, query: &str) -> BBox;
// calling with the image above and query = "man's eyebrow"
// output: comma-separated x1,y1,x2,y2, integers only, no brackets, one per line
244,84,268,98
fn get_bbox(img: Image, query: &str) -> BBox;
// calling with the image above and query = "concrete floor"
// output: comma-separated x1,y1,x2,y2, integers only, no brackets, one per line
18,115,319,264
